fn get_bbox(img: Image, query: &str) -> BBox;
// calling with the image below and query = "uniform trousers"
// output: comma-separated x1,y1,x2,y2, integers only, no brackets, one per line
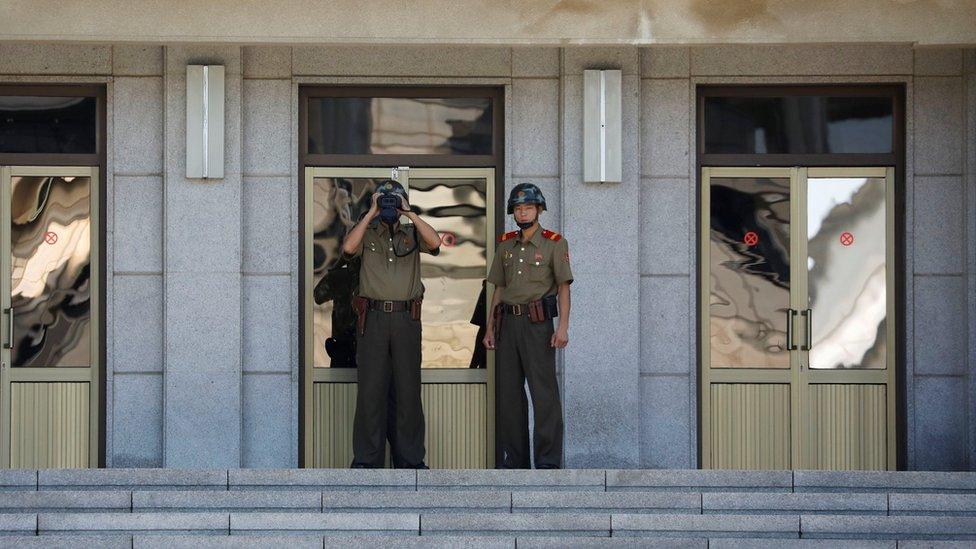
495,312,563,468
352,309,425,467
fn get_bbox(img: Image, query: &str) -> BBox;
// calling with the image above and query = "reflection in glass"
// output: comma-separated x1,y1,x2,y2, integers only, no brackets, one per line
0,96,98,154
704,95,893,155
311,175,488,370
710,177,791,369
311,177,379,368
410,178,487,369
10,176,91,367
807,177,886,369
307,97,492,155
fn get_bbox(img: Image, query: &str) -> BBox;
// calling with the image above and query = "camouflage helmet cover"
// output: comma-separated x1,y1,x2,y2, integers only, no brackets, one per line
507,182,547,214
376,179,408,199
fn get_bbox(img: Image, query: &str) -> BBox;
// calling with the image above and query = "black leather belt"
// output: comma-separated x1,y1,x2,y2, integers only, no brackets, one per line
366,299,412,312
502,303,530,316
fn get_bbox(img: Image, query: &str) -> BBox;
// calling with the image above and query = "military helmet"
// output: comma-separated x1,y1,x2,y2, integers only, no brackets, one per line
376,179,408,199
507,183,547,214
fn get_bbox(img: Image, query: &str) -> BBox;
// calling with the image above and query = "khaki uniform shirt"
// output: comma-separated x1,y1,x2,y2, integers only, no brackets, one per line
487,227,573,304
346,221,439,301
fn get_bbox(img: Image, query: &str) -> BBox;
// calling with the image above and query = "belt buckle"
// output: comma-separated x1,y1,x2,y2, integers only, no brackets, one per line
512,304,522,316
382,300,394,313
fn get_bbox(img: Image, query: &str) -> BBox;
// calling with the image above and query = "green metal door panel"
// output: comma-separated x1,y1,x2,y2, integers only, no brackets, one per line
9,382,89,468
312,381,488,469
709,383,791,470
805,384,886,470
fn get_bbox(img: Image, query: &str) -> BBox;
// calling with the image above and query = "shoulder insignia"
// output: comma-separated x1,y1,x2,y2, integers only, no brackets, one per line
542,229,562,242
498,230,519,243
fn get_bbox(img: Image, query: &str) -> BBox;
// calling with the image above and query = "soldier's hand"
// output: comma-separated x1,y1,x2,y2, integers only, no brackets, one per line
550,326,569,348
483,330,496,350
367,192,381,219
397,194,412,214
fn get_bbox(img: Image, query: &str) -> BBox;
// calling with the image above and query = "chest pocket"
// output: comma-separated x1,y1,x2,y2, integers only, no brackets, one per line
528,251,550,282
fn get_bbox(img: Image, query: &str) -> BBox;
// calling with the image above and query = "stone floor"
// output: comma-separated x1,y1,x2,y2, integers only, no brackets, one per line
0,469,975,547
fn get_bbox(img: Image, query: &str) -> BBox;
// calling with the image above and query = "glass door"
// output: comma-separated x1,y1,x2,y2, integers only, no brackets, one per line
700,167,797,470
700,166,895,470
0,166,100,468
303,166,495,468
797,167,896,469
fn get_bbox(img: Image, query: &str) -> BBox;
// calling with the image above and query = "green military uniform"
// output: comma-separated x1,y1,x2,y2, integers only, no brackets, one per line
488,226,573,468
346,220,438,468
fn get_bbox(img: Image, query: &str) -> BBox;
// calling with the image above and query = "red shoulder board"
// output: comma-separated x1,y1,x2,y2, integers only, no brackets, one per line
542,229,562,242
498,230,519,243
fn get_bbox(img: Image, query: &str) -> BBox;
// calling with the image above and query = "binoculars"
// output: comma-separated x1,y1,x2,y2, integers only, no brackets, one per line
377,194,401,209
377,192,403,225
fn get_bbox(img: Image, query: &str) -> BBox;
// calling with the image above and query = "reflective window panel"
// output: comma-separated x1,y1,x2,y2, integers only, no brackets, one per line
0,96,98,154
709,177,791,369
704,95,894,155
307,97,493,155
410,177,487,369
10,175,92,367
807,176,887,369
310,175,488,369
311,176,380,369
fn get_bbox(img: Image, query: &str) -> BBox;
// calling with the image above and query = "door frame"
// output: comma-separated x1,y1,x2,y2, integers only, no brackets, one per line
301,166,497,468
695,83,907,470
698,166,897,469
798,166,897,468
0,83,106,467
698,166,797,470
297,85,505,467
0,165,102,468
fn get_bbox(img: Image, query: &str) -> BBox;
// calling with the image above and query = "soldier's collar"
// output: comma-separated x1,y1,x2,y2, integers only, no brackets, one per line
520,225,546,247
373,221,409,236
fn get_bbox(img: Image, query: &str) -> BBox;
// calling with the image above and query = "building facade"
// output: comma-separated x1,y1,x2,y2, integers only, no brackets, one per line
0,1,975,471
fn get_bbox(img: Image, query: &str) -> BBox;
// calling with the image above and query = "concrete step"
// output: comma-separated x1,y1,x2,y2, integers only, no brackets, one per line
512,491,700,513
0,490,131,513
4,469,976,494
228,469,414,491
37,469,227,491
1,510,974,540
3,536,973,549
0,469,975,542
794,471,976,494
607,470,793,493
134,490,320,513
702,492,889,515
801,515,976,540
612,513,799,539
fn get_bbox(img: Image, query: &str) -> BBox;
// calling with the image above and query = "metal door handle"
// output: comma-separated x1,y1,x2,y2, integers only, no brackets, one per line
786,308,797,351
800,308,812,351
3,307,11,350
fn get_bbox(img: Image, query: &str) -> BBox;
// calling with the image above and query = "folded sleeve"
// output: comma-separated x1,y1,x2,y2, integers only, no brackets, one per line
487,245,506,287
342,232,364,259
418,226,441,256
553,238,574,285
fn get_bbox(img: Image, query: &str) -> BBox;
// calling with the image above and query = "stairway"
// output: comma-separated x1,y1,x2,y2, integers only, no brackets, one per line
0,469,975,547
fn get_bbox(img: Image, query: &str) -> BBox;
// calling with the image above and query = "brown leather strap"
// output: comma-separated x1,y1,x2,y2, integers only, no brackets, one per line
503,300,553,322
352,296,368,336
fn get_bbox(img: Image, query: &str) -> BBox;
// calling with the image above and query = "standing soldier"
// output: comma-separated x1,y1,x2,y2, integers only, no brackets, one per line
484,183,573,469
341,179,441,469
